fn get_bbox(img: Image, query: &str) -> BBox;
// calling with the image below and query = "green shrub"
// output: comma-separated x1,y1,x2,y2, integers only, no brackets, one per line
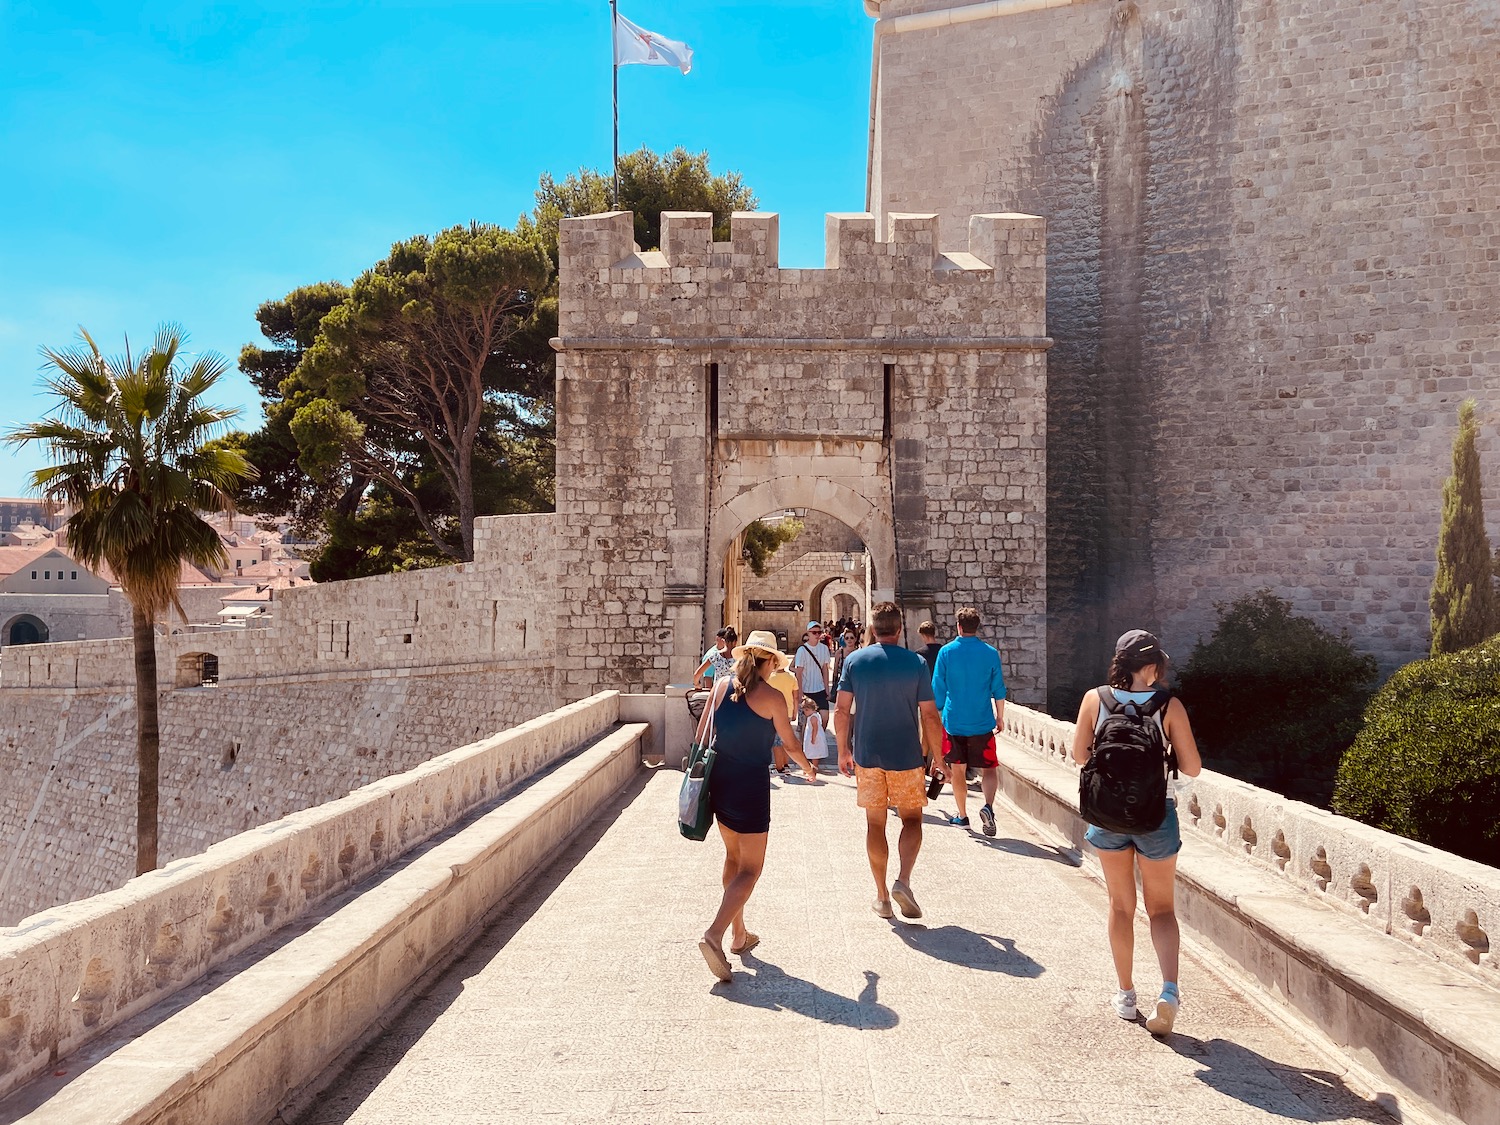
1333,635,1500,867
1430,400,1498,654
1176,591,1378,805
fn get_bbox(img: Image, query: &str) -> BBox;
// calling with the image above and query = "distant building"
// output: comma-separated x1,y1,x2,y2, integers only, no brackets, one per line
0,498,62,533
0,547,240,647
1,522,55,549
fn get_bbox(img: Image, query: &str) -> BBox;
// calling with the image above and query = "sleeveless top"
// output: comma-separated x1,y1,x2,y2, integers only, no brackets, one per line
713,688,776,768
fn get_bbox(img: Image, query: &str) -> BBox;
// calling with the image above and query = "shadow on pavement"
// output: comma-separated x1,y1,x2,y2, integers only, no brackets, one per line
966,834,1080,866
890,924,1045,977
1164,1035,1397,1122
717,959,898,1030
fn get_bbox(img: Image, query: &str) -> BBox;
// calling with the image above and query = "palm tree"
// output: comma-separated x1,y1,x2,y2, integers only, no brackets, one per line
6,325,254,874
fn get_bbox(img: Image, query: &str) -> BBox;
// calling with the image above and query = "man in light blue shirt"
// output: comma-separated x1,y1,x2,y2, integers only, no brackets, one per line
931,607,1008,836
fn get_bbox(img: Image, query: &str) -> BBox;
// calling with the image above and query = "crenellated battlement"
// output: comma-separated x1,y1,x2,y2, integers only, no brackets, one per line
556,208,1047,343
560,207,1042,277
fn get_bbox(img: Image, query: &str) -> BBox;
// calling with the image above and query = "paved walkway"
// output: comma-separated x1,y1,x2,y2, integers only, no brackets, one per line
299,767,1395,1124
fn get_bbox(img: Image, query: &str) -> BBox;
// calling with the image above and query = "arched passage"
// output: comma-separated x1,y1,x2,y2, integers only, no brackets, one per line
4,614,48,646
707,477,896,641
809,573,867,625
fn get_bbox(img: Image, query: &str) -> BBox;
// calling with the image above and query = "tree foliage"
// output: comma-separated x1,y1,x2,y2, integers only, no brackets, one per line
221,283,356,533
743,517,804,578
1175,591,1378,805
1430,399,1498,655
287,222,552,562
526,146,757,267
1334,634,1500,867
5,325,254,873
232,148,755,581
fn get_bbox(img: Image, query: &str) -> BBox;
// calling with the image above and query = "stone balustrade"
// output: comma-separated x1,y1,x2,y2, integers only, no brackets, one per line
999,702,1500,983
0,690,624,1101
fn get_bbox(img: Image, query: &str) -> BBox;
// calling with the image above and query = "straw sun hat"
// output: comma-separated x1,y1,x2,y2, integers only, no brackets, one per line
731,630,792,671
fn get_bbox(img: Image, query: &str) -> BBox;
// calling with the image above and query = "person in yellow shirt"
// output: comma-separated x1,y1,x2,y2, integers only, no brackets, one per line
767,648,799,773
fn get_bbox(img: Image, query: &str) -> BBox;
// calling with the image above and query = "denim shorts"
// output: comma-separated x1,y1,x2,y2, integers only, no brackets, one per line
1085,800,1182,861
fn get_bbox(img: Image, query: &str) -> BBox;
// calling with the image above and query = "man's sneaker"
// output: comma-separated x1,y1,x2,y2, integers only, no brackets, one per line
1111,988,1138,1020
979,804,997,837
890,880,922,919
1146,986,1180,1035
872,897,895,919
948,814,970,827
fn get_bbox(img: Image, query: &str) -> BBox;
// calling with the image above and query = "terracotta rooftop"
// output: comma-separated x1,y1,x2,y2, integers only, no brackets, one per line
0,545,54,580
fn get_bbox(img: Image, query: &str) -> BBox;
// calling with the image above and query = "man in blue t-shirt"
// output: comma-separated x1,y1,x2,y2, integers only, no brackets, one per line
836,601,944,921
930,606,1008,836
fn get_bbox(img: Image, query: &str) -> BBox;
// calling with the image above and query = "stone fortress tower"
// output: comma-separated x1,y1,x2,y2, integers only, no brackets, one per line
551,208,1051,703
866,0,1500,712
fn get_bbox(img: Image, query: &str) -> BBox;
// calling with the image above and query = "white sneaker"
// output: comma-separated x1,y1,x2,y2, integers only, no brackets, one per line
1111,988,1138,1020
1146,988,1180,1035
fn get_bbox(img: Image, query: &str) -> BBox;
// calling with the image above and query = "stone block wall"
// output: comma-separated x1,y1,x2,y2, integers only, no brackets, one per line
0,513,564,924
554,208,1050,703
868,0,1500,712
741,549,864,640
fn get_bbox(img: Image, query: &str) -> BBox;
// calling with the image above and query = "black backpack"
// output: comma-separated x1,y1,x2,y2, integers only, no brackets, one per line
1079,687,1178,834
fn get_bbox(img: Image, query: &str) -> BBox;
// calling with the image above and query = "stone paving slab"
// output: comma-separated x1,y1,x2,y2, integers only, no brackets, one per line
297,767,1397,1124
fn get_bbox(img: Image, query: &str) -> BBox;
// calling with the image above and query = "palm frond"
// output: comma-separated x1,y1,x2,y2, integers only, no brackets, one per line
4,323,255,623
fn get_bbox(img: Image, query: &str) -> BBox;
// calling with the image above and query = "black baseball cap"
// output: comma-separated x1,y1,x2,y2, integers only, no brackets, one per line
1115,629,1169,662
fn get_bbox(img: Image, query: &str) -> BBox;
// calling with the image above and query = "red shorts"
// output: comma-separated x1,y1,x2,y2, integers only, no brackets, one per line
942,731,998,769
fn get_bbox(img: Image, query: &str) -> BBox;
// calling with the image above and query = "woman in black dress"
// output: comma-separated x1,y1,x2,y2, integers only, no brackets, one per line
694,630,816,982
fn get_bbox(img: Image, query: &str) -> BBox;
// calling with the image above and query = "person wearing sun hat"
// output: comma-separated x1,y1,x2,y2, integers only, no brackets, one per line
692,630,819,983
1070,629,1202,1036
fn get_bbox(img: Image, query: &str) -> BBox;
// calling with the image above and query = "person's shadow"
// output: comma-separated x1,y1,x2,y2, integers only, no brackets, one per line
1164,1036,1395,1121
715,958,898,1030
965,834,1080,867
890,924,1045,977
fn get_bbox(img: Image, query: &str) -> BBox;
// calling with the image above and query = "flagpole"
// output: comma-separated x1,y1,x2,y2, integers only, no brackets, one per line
611,0,620,208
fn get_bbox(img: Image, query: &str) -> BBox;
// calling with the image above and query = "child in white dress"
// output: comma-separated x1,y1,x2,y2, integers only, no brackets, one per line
800,697,828,773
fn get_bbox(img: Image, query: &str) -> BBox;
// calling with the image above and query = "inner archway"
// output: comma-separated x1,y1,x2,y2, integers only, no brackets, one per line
724,509,875,654
4,615,48,646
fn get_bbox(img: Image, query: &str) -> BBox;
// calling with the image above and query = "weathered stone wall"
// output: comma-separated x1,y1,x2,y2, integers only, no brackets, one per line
0,513,556,690
554,208,1049,703
868,0,1500,712
742,549,863,640
0,513,563,924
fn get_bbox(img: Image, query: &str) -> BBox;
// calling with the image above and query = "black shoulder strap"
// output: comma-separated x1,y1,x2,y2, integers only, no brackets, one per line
1139,689,1172,717
1096,686,1119,715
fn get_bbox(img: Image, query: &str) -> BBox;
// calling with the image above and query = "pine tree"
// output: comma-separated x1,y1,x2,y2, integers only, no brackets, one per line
1430,400,1497,655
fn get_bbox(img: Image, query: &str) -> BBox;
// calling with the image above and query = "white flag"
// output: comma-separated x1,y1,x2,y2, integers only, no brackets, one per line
614,13,693,75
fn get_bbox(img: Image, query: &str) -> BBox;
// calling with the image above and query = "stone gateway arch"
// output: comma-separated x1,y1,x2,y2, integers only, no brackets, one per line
550,208,1050,703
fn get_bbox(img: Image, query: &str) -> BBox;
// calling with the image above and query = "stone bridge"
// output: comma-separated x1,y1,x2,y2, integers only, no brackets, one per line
0,694,1495,1125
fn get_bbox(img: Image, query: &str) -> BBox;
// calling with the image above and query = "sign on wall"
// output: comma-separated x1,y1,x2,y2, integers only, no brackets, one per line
748,599,805,612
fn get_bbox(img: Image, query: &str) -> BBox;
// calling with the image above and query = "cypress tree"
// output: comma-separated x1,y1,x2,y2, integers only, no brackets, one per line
1430,400,1497,655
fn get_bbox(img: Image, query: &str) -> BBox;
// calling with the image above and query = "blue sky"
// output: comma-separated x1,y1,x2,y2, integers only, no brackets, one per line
0,0,873,496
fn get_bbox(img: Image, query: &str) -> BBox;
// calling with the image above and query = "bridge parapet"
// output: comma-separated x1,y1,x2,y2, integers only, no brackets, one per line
998,702,1500,1124
1001,704,1500,984
0,691,623,1103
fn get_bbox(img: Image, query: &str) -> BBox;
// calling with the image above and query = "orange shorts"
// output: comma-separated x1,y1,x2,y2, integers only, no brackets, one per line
855,765,929,811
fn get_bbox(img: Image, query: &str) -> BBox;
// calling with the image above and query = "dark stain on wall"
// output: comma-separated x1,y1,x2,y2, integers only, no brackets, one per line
1012,1,1237,713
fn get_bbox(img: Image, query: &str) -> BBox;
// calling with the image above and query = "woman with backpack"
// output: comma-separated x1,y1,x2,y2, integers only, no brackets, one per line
1071,630,1201,1035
